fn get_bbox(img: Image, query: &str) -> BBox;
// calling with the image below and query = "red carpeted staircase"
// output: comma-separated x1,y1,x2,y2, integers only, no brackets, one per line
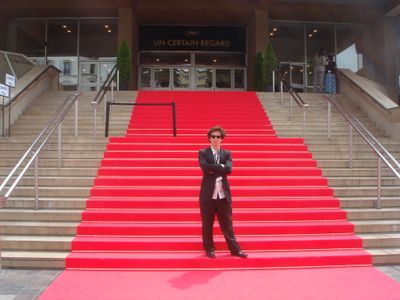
66,91,371,270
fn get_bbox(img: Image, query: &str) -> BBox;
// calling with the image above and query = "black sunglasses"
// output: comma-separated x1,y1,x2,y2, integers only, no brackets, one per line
210,135,222,139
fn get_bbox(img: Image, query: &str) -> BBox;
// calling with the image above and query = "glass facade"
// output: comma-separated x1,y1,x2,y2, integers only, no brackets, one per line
139,52,246,90
269,21,367,91
7,17,118,91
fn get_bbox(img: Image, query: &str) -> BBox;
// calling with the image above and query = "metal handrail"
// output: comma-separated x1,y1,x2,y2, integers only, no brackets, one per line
1,65,61,137
325,94,400,208
0,92,81,210
91,65,118,135
274,69,309,136
0,65,61,109
91,64,118,106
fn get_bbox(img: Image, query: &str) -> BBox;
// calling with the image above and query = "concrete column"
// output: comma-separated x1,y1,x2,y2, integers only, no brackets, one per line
118,8,138,90
247,8,269,91
383,17,399,101
0,13,7,50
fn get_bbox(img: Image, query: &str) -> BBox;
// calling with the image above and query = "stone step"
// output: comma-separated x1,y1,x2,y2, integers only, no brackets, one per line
353,220,400,233
0,251,67,269
367,249,400,265
347,208,400,220
339,197,400,208
0,167,98,177
1,236,72,251
359,233,400,248
3,197,87,209
5,186,91,197
328,177,400,186
0,221,78,235
0,159,102,168
0,209,82,222
333,186,400,197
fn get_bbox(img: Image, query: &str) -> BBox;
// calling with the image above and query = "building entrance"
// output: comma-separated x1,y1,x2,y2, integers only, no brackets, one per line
139,65,246,90
138,26,246,91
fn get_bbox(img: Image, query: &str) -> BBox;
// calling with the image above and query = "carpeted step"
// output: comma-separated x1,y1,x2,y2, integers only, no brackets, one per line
106,143,309,151
66,249,371,270
86,196,340,209
103,150,313,159
81,208,347,222
76,220,355,236
97,166,322,177
89,186,333,197
109,136,305,144
93,176,328,187
71,234,363,251
100,158,318,168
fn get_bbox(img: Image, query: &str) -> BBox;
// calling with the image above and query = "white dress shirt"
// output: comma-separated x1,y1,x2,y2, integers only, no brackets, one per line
211,147,226,200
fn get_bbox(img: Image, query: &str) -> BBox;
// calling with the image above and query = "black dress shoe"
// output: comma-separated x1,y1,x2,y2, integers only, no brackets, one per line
231,251,248,258
206,251,216,258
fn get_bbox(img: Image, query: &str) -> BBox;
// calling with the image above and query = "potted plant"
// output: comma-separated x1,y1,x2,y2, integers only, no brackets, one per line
116,40,132,90
264,43,278,91
253,52,266,91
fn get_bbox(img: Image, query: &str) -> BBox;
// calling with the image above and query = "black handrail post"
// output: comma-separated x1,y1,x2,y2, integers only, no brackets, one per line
172,102,177,137
105,102,111,137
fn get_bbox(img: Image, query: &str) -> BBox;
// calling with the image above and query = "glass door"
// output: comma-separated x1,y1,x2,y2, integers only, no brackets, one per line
195,68,213,90
215,69,232,90
154,68,171,89
279,62,305,92
173,67,190,89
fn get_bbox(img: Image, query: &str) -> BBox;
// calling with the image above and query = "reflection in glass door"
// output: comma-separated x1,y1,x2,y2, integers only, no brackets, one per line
154,68,171,89
215,69,232,89
196,68,213,89
140,67,151,89
79,60,115,91
234,69,245,89
279,62,305,92
173,68,190,89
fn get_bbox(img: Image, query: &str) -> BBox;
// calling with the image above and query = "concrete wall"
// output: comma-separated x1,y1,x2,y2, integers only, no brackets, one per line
247,8,269,91
339,71,400,141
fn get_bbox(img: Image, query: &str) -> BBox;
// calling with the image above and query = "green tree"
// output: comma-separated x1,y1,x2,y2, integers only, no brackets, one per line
264,43,278,88
116,40,132,89
253,52,265,91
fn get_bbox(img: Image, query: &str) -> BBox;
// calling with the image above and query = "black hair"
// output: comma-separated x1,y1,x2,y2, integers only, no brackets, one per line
207,125,226,139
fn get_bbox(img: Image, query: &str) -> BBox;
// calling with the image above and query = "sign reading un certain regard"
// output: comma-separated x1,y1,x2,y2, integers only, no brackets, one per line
139,26,246,52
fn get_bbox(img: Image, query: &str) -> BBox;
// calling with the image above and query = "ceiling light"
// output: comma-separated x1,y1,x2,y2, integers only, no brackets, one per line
105,25,109,28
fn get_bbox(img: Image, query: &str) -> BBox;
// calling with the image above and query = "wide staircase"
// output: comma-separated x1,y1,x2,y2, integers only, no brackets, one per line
0,90,399,268
0,90,134,268
259,92,400,265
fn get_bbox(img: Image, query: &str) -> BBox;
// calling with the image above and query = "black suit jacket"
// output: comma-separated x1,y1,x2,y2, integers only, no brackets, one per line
198,147,232,203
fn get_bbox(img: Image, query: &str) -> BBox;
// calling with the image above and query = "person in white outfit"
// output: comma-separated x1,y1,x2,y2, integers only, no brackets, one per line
313,48,327,93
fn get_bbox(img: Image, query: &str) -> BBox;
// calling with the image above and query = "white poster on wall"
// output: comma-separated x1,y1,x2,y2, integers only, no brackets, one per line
0,84,10,98
5,74,16,88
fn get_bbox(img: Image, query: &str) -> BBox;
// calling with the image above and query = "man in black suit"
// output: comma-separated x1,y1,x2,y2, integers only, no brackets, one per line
198,125,247,259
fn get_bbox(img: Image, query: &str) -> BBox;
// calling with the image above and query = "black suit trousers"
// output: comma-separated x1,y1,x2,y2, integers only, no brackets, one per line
200,197,241,254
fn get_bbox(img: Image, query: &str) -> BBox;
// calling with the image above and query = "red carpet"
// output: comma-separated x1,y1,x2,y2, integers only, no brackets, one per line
66,91,371,269
40,267,400,300
40,91,400,298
